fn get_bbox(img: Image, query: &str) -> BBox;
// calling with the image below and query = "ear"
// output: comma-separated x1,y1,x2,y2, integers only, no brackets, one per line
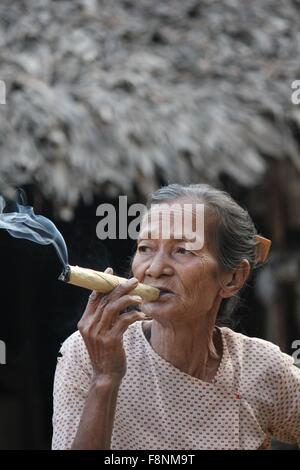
219,259,251,299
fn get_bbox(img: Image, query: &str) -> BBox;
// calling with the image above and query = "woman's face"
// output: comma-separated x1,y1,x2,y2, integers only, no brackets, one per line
131,199,226,323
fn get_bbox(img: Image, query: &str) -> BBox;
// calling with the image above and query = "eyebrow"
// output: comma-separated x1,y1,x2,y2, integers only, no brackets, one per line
137,235,195,243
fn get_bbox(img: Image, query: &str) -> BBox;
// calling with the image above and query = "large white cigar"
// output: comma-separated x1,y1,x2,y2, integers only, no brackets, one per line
59,265,160,301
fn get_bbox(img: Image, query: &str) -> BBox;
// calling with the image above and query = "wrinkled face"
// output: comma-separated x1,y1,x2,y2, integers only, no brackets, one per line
131,199,225,323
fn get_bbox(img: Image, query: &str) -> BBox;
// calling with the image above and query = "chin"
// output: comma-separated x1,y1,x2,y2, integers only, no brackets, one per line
142,299,176,319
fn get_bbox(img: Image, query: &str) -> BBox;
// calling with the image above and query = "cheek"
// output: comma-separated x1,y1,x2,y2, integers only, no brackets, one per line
131,254,144,278
183,260,219,296
131,255,138,275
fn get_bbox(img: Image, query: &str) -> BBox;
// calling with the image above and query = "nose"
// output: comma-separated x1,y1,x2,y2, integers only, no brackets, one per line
145,250,174,278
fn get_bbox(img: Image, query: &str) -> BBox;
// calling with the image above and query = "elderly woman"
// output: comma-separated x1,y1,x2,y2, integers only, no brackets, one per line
52,183,300,450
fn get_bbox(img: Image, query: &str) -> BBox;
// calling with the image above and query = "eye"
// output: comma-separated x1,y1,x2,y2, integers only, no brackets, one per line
137,245,151,253
176,247,191,255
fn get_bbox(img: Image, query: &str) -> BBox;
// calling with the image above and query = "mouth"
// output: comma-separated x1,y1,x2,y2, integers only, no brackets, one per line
150,286,175,297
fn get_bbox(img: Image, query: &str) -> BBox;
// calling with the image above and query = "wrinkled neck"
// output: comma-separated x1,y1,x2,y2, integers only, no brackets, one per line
145,315,222,381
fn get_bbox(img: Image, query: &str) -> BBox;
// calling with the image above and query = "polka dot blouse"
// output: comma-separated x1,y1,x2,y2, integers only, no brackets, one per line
52,321,300,450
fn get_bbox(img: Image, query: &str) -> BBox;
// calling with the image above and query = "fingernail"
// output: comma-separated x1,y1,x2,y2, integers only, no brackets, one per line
138,312,147,320
89,291,98,300
130,277,139,284
131,295,142,303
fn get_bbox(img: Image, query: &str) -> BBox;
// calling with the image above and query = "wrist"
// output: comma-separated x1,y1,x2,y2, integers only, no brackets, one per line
91,374,122,390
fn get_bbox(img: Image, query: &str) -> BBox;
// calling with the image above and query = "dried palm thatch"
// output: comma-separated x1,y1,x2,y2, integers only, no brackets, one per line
1,0,300,218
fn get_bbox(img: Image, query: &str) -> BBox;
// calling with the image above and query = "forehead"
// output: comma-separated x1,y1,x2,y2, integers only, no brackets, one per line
138,199,216,249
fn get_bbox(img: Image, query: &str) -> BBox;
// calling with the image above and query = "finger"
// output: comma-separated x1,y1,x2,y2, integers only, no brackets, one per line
82,267,114,318
95,276,139,311
95,294,143,330
88,267,113,303
95,277,139,326
106,276,139,303
111,310,146,337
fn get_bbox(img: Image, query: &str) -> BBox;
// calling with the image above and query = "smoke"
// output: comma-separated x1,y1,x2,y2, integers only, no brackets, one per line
0,193,68,268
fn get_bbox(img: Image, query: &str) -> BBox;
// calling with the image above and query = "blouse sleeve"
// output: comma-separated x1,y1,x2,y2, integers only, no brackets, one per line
269,353,300,446
51,332,92,450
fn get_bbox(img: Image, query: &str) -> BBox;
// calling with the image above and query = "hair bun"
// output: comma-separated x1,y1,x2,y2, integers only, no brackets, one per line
255,235,272,265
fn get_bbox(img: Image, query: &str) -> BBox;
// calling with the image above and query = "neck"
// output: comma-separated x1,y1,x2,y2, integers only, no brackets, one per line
149,314,222,381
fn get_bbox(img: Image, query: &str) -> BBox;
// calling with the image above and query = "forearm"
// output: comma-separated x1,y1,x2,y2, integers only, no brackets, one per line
71,375,121,450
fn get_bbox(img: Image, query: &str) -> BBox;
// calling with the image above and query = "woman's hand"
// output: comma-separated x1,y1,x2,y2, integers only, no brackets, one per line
78,267,145,383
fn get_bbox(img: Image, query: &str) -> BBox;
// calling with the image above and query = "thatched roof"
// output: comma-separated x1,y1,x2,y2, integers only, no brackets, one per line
1,0,300,218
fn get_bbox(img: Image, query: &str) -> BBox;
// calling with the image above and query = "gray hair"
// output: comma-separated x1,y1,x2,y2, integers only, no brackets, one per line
146,183,258,325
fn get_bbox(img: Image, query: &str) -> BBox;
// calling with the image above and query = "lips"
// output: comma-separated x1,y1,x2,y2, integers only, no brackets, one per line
148,286,175,296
